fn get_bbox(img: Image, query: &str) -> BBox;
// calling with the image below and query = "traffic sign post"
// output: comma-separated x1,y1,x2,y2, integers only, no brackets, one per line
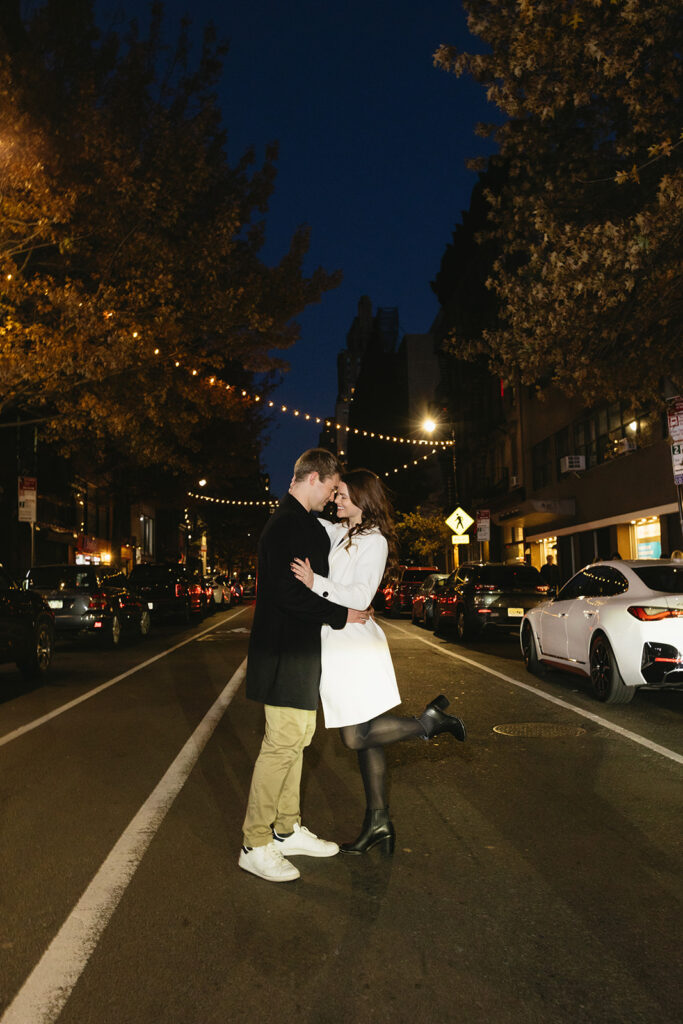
18,476,37,566
667,397,683,544
445,506,474,570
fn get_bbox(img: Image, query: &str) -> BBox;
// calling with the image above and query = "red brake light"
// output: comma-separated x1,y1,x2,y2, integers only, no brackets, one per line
627,606,683,621
474,584,497,591
175,583,184,597
87,592,108,611
536,584,550,593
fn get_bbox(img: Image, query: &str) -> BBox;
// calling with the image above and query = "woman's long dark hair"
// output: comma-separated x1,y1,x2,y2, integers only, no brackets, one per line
342,468,399,574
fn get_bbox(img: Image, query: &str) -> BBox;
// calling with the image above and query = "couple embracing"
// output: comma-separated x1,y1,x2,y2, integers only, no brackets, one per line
239,448,466,883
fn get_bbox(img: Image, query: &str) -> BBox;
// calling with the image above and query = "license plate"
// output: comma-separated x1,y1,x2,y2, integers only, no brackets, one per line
148,602,154,610
507,607,524,617
48,599,63,609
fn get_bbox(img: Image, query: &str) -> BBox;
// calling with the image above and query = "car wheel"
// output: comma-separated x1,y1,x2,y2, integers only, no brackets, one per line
411,607,418,624
17,618,53,680
455,607,470,642
521,621,543,675
589,634,634,704
181,601,191,625
424,605,433,629
433,608,444,636
139,608,151,638
109,613,122,647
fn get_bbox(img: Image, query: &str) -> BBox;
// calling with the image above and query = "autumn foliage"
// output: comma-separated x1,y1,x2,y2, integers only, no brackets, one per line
435,0,682,405
0,1,340,475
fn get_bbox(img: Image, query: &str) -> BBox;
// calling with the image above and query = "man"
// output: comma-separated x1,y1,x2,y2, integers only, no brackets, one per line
240,448,370,883
540,554,560,590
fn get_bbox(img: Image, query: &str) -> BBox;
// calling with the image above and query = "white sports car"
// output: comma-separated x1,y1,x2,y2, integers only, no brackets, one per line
520,559,683,704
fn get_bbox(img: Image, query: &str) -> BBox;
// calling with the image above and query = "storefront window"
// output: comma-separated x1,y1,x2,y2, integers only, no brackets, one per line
634,518,661,559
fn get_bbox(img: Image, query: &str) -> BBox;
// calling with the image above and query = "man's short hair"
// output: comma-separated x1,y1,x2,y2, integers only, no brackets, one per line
293,448,343,482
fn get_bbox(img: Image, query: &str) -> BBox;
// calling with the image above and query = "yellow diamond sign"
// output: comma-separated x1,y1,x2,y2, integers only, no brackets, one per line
445,506,474,535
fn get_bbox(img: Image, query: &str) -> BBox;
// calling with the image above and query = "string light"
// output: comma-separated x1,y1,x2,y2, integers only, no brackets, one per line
188,491,278,508
149,346,454,448
382,449,440,477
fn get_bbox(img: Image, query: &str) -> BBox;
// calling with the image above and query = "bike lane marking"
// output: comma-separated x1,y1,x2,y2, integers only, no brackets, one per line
0,658,247,1024
384,621,683,766
0,609,249,750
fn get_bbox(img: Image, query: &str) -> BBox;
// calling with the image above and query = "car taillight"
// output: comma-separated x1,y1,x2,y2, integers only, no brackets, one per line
189,584,202,595
175,583,185,597
474,584,497,591
87,592,108,611
536,584,550,593
628,606,683,621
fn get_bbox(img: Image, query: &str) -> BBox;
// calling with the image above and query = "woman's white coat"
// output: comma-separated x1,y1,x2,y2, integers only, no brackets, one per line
311,521,401,728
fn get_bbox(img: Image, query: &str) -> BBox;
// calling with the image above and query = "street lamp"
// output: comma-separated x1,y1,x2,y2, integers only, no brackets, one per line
422,416,457,505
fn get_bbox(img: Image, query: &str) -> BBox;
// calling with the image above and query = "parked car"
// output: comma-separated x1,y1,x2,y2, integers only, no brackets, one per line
200,576,216,615
411,573,448,628
0,564,54,680
433,561,550,639
127,563,204,623
24,564,150,647
382,566,438,617
209,575,232,608
520,559,683,704
230,579,244,604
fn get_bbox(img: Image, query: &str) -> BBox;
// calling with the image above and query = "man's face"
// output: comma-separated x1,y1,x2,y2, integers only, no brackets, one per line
310,472,339,512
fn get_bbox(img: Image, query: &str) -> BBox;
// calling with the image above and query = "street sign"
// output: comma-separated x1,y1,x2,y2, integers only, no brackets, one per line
672,442,683,486
667,396,683,443
451,534,469,545
476,509,491,542
445,506,474,535
18,476,37,523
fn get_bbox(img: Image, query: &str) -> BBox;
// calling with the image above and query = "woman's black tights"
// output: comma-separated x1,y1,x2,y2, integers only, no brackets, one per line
339,714,424,810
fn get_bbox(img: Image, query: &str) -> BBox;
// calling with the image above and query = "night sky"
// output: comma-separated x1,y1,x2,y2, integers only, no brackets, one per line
103,1,495,495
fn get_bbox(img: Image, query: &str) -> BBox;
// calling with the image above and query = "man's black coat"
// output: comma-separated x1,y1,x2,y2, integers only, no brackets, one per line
246,493,348,710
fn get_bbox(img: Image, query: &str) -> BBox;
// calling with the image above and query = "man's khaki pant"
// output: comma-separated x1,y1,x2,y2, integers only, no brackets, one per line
242,704,317,848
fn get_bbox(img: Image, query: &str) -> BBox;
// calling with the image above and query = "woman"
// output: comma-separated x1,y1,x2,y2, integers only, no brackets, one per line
291,468,466,855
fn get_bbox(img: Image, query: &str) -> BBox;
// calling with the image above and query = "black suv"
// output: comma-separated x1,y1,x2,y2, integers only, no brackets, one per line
127,563,204,622
0,564,54,681
432,562,550,640
24,564,151,647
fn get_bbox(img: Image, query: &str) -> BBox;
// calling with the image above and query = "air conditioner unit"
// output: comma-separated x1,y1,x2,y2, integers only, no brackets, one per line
560,455,586,473
509,475,520,488
614,437,636,455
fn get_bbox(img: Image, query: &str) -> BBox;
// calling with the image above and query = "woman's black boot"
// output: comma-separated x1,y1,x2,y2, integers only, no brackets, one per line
340,808,396,855
418,694,467,742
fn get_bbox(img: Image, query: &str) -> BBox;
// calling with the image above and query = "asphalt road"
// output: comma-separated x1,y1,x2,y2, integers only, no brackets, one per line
0,606,681,1024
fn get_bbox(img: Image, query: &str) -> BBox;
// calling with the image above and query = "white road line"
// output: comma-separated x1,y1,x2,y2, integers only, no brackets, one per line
385,621,683,766
0,609,247,750
0,658,247,1024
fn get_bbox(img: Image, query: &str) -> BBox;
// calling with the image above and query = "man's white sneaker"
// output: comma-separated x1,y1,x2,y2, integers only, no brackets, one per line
238,842,300,882
273,823,339,858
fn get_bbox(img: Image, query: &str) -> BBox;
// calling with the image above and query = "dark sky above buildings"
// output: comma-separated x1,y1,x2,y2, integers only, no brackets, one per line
103,1,495,495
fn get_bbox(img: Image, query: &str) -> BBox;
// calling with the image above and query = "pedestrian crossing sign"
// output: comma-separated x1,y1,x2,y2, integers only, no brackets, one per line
445,506,474,535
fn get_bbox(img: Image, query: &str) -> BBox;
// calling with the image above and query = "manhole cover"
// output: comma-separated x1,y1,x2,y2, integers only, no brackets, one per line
493,722,586,737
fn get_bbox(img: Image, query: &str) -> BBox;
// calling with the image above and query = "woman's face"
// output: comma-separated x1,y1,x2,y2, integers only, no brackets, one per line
335,482,363,525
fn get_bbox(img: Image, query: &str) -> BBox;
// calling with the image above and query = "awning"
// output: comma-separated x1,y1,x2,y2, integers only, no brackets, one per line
492,498,576,528
526,502,679,543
